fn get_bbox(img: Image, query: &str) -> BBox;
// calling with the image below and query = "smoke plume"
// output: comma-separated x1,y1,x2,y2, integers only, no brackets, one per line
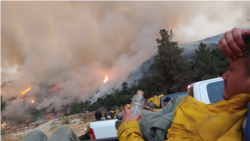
1,1,250,125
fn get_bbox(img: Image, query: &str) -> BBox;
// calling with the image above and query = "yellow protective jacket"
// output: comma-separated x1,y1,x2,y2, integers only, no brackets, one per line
117,93,250,141
147,94,164,107
149,107,161,112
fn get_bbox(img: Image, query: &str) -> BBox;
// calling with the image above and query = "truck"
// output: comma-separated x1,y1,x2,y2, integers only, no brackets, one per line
89,119,118,140
88,77,225,140
187,77,224,104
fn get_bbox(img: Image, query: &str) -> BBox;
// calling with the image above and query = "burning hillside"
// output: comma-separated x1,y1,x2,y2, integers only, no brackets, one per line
0,46,218,129
1,68,109,128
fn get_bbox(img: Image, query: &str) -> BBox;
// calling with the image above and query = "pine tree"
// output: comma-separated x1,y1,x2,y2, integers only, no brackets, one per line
75,108,81,113
155,29,193,94
1,96,6,112
193,43,228,80
121,82,128,95
210,48,228,76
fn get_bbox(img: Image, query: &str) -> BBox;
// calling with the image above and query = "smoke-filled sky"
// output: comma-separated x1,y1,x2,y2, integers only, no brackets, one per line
1,1,250,122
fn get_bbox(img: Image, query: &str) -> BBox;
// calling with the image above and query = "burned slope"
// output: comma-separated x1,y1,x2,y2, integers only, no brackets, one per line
1,67,85,127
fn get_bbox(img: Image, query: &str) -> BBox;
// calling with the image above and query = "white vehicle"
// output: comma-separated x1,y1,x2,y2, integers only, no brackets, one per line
89,119,118,140
187,77,224,104
89,77,224,140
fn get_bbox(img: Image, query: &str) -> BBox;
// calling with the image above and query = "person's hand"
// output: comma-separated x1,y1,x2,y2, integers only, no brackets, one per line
144,105,150,110
219,28,250,60
121,107,141,123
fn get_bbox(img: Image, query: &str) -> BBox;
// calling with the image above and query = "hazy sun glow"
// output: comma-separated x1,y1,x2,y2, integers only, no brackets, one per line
31,100,34,103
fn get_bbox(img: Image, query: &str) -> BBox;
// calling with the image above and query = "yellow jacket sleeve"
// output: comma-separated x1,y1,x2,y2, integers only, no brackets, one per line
86,124,90,134
117,121,144,141
158,94,164,99
147,97,153,102
149,107,161,112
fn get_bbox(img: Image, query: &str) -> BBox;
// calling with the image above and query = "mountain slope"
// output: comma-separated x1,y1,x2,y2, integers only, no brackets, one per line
125,32,226,87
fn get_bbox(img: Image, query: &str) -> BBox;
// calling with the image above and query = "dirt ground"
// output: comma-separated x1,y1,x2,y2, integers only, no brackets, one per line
1,121,90,141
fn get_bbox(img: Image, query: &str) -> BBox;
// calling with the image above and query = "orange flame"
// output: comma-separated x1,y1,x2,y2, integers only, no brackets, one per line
1,122,5,128
26,119,30,123
48,85,57,91
21,87,31,95
31,100,34,103
103,75,109,83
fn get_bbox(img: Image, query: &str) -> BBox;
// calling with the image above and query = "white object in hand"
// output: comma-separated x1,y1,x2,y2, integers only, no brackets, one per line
130,90,145,116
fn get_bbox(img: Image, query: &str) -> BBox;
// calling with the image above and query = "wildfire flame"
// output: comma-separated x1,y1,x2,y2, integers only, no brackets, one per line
31,100,34,103
103,75,109,83
21,87,31,95
26,119,30,123
48,85,57,91
1,122,5,128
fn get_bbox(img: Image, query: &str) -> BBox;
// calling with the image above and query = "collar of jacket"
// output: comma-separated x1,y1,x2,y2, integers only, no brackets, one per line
208,93,250,114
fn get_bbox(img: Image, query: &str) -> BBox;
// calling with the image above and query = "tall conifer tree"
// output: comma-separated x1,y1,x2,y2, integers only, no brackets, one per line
192,43,228,80
155,29,192,94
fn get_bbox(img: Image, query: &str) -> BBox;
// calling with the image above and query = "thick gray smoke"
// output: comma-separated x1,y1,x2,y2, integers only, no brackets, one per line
1,1,250,125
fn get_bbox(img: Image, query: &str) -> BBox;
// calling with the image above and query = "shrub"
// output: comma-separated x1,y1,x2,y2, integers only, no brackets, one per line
1,130,6,136
62,119,70,125
112,106,119,110
75,108,81,114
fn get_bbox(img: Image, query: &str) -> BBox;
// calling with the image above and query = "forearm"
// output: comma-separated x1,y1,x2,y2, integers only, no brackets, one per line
117,121,144,141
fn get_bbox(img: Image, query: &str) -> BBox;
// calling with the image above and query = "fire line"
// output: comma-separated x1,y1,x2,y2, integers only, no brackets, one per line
21,87,31,95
